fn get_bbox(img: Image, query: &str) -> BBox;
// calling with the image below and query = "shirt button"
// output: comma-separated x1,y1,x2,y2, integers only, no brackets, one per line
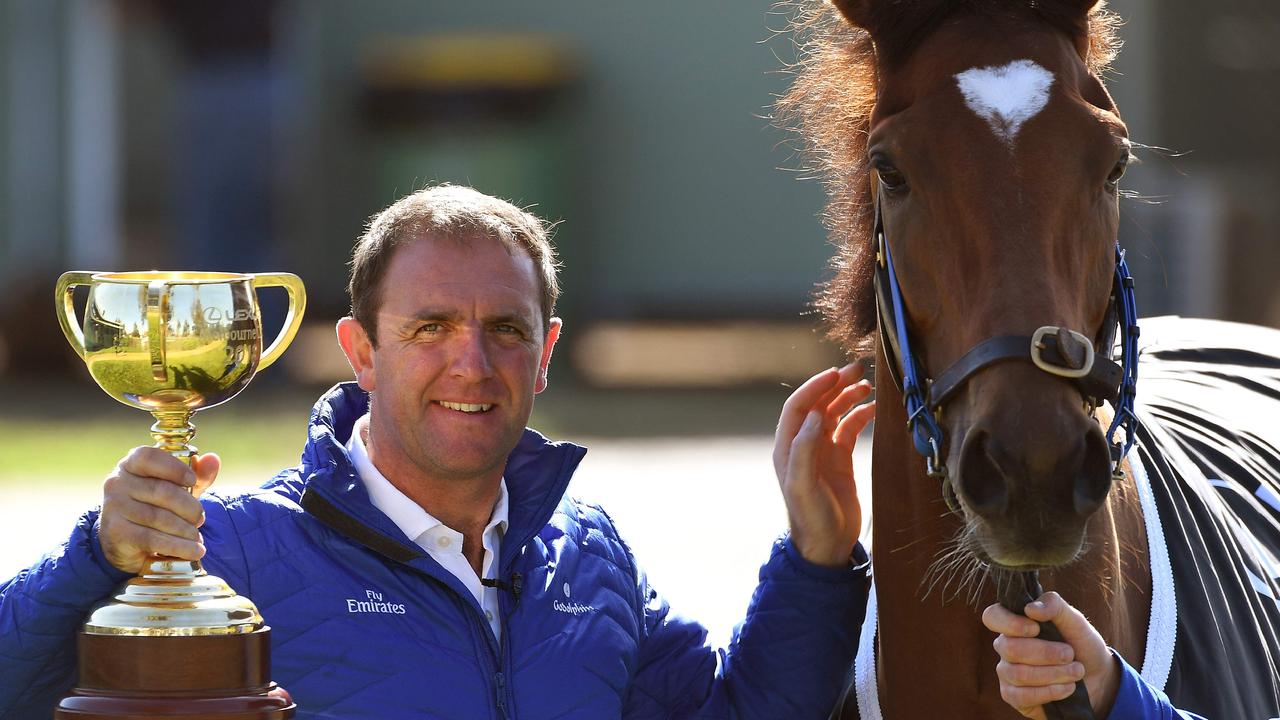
485,610,494,622
436,536,452,548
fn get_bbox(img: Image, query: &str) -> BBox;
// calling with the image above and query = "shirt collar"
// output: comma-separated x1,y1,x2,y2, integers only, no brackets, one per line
345,414,508,544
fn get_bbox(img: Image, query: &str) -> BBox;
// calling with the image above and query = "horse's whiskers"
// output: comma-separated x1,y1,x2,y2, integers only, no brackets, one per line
918,537,965,600
1119,189,1167,205
888,506,955,537
1128,140,1190,159
918,523,991,608
886,534,931,554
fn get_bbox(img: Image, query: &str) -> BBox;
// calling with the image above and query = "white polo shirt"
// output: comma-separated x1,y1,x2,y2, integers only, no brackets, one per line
345,415,508,643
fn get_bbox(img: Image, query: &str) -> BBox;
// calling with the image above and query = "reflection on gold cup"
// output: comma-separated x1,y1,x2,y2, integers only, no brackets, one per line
53,270,301,718
56,271,305,462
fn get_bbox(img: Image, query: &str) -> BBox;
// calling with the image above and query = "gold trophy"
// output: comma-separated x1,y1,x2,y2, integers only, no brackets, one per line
52,271,304,719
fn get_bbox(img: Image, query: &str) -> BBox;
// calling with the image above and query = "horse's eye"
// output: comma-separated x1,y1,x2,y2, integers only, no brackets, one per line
1106,152,1131,190
874,160,909,194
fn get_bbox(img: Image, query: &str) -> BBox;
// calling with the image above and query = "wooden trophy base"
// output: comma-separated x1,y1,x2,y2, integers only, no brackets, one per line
55,628,295,719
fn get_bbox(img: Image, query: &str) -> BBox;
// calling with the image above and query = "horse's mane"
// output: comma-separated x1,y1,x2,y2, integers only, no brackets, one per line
775,1,1122,357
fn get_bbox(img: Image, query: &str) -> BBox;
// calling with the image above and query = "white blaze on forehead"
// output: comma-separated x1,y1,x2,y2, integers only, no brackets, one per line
955,60,1055,144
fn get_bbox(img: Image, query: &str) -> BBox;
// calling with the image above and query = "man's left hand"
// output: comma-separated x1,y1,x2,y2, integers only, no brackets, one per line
773,363,875,567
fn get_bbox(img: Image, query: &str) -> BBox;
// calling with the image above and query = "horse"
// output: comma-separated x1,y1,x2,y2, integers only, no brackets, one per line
776,1,1280,717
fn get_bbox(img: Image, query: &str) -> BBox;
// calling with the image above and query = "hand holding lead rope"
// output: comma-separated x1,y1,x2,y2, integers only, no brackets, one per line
987,574,1130,720
993,571,1095,717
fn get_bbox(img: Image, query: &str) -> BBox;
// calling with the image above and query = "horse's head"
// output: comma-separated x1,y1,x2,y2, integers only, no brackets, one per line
806,0,1132,569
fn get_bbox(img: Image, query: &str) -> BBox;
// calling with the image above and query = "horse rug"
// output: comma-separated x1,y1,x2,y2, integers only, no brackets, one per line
850,317,1280,719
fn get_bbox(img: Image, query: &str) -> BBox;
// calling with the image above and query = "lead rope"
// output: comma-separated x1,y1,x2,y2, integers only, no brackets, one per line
997,571,1095,720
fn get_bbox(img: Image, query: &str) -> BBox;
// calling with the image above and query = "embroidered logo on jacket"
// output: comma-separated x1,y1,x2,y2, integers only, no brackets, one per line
553,582,597,617
346,588,406,615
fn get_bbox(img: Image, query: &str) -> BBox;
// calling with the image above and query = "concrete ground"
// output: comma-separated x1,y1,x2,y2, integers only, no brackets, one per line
0,434,872,648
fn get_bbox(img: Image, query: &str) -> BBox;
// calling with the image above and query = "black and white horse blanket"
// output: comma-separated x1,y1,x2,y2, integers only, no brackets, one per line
850,317,1280,719
1133,317,1280,718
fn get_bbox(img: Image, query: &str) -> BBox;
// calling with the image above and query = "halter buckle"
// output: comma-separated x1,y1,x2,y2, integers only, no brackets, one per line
1030,326,1095,379
925,437,947,479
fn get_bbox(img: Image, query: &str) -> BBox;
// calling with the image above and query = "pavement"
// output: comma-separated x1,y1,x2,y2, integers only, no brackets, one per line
0,434,872,648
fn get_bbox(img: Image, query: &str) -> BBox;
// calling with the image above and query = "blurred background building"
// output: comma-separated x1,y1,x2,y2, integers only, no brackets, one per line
0,0,1277,388
0,0,841,390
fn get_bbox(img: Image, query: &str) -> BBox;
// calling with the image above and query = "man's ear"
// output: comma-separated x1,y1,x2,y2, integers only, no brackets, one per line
336,317,376,392
534,318,562,395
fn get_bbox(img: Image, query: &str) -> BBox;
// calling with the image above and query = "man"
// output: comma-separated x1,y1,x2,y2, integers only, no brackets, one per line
0,185,876,719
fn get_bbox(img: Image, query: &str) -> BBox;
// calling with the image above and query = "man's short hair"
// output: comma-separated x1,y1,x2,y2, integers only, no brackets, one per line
348,184,561,346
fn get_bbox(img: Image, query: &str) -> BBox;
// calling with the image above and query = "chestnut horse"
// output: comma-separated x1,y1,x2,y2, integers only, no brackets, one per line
778,1,1280,718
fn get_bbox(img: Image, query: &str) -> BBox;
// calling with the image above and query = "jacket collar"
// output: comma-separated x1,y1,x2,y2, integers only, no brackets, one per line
295,382,587,568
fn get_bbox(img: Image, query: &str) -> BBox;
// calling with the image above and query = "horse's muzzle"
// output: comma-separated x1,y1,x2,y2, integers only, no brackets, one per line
952,393,1114,566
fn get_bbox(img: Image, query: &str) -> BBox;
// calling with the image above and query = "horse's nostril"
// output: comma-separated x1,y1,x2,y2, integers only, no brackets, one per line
957,431,1010,515
1073,428,1114,516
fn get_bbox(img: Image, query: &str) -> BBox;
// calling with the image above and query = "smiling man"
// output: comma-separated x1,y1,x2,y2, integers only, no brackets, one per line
334,199,563,609
0,185,875,719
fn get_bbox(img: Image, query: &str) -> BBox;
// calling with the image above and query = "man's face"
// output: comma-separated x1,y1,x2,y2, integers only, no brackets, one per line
355,233,559,483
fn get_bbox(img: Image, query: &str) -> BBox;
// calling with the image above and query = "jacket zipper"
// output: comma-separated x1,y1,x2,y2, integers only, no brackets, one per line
494,671,508,719
388,561,512,719
494,570,523,719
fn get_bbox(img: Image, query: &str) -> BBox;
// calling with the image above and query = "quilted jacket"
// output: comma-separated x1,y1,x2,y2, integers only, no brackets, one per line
0,382,871,719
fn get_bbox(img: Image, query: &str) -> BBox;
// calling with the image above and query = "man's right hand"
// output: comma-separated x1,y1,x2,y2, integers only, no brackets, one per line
98,447,220,574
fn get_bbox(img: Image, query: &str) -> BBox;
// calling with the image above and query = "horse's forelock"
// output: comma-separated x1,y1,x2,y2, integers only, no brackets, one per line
774,0,1121,359
774,1,879,358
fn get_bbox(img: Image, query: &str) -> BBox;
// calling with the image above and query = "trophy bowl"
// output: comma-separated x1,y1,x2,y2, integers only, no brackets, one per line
53,270,302,718
57,270,304,421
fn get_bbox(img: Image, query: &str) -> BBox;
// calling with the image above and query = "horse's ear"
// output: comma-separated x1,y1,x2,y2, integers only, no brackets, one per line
827,0,877,31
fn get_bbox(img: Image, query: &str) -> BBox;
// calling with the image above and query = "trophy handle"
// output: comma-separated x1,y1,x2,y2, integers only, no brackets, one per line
250,272,307,371
54,271,95,359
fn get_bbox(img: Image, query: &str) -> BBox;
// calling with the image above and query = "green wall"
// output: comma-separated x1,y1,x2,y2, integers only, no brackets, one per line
287,1,831,324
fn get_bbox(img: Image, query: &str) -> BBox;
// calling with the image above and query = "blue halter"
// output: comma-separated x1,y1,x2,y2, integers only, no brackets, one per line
879,217,948,474
873,183,1141,491
1105,249,1141,465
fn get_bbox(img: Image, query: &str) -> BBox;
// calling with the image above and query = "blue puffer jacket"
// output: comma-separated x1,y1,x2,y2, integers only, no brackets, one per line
1,383,870,719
